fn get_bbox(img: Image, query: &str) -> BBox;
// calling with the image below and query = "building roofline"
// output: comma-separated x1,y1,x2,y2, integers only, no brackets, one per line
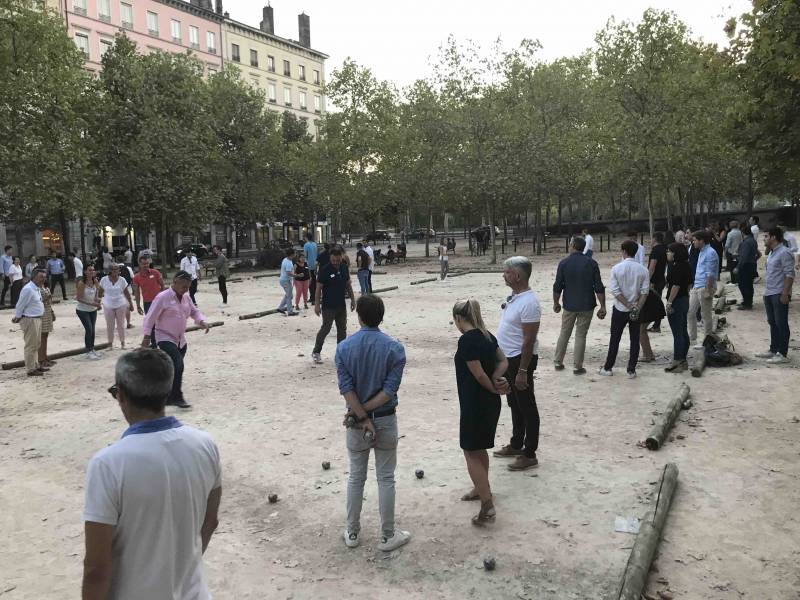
224,17,328,60
154,0,225,23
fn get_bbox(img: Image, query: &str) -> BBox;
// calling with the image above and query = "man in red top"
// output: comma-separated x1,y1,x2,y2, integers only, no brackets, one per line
133,256,165,315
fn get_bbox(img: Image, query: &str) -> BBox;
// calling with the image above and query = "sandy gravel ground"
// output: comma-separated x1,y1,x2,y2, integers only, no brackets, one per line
1,242,799,599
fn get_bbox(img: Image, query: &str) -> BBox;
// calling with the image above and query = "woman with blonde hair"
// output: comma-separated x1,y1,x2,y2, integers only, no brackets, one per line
452,298,510,525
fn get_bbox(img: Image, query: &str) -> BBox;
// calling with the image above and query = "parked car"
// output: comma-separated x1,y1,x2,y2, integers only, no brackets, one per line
174,243,210,261
367,230,393,241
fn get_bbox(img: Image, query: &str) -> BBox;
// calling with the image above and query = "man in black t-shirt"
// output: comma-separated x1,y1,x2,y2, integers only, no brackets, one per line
317,243,331,271
647,232,668,333
355,242,371,294
312,246,355,364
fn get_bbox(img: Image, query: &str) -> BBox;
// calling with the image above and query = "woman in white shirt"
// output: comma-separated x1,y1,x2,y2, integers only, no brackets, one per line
9,256,24,307
97,264,134,349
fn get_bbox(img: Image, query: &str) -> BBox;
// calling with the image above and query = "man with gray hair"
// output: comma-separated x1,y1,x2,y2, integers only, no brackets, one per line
494,256,542,471
12,269,48,376
725,220,743,283
82,349,221,599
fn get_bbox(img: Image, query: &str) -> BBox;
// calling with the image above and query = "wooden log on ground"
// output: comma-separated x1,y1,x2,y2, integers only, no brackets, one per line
645,383,691,450
238,309,279,320
252,273,279,279
448,271,472,278
206,278,243,285
371,286,398,294
1,320,225,370
615,463,680,600
410,277,438,285
725,298,737,305
690,347,706,377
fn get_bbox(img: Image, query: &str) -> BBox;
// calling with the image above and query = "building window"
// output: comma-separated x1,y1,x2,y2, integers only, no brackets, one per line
299,91,307,110
284,87,291,106
170,19,180,42
74,32,90,57
207,31,216,53
251,78,259,88
268,82,276,103
189,26,199,49
99,38,113,58
97,0,110,21
73,0,87,15
250,49,258,67
146,11,159,37
299,65,305,81
231,43,240,62
283,59,290,76
314,94,321,113
313,69,320,84
120,2,133,29
267,55,275,72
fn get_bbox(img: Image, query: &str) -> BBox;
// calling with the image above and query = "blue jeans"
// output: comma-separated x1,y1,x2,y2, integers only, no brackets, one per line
76,309,97,352
737,262,756,307
277,280,294,313
357,270,370,294
764,294,790,356
585,249,593,259
157,341,187,402
666,296,690,361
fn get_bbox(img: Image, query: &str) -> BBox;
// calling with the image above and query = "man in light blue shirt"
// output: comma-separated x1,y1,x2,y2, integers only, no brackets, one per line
46,251,68,300
276,248,297,316
755,228,795,363
335,294,410,553
303,232,318,306
1,245,13,305
689,231,718,344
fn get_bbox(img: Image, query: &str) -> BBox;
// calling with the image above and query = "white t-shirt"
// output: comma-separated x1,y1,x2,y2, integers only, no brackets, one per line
73,257,84,279
124,249,133,264
439,244,448,261
180,256,199,280
635,243,647,266
279,257,294,284
784,231,798,255
496,289,541,358
84,424,221,600
583,234,594,253
100,276,129,309
8,264,23,283
364,246,375,272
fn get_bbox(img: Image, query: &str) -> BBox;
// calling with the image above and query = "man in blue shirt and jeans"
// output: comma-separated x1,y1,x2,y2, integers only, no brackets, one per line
688,231,718,345
335,294,410,553
303,232,318,306
755,228,795,363
46,251,68,300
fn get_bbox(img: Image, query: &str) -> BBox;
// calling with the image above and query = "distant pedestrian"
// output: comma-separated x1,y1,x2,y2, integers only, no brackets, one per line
37,278,56,368
47,251,68,301
12,269,47,376
598,241,650,378
293,253,311,311
70,251,84,281
102,249,114,276
98,264,134,350
304,233,319,305
725,220,743,283
312,246,355,364
754,227,795,364
438,237,449,280
277,248,298,316
355,242,371,294
552,237,607,375
664,243,692,373
452,298,509,525
0,244,12,305
141,271,211,409
8,256,24,307
213,245,229,308
179,249,201,306
123,246,133,268
82,349,221,599
364,239,375,292
735,224,760,309
581,228,594,258
24,254,37,281
76,265,102,360
627,232,646,266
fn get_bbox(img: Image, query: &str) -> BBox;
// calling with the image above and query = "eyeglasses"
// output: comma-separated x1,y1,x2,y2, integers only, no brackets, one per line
108,384,118,399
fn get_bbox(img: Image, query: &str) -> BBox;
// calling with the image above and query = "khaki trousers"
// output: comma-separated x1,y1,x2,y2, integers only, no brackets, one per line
21,317,42,373
554,309,594,369
688,287,713,342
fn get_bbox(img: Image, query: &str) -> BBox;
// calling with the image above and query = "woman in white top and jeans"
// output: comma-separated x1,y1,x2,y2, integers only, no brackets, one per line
76,265,102,359
438,238,449,280
97,264,134,349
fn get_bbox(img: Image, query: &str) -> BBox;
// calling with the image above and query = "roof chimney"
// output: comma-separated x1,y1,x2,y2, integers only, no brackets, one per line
260,4,274,34
215,0,222,15
298,12,310,47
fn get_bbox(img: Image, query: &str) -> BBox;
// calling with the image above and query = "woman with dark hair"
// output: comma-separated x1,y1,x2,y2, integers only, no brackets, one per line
664,243,693,372
76,265,102,359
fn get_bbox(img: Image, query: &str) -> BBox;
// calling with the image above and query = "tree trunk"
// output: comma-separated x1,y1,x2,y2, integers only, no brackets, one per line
665,188,672,232
58,209,71,254
557,195,563,229
79,216,86,261
746,167,754,214
425,206,432,258
488,193,497,265
160,210,169,269
646,179,655,238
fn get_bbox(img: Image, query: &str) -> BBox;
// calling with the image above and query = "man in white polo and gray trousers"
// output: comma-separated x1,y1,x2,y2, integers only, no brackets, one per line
12,269,47,377
493,256,542,471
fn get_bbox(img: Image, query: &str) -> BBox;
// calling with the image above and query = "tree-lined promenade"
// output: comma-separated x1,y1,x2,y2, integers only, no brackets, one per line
1,0,798,263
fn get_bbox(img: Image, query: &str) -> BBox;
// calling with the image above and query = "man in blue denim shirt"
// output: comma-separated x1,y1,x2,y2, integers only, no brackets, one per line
688,231,718,344
335,294,410,553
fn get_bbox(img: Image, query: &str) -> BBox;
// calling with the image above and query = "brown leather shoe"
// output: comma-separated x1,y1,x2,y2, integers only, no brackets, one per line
507,455,539,471
36,366,50,372
493,445,523,458
27,370,43,377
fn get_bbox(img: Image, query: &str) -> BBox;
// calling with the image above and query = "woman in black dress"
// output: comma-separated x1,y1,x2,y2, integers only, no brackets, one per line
453,298,509,525
664,243,693,372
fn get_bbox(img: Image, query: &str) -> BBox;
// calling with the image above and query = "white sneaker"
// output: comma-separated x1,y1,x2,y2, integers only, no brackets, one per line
766,353,789,364
218,303,227,308
755,350,776,359
343,530,359,548
627,371,637,379
597,368,613,376
86,352,98,360
91,350,103,359
312,353,323,364
378,530,411,552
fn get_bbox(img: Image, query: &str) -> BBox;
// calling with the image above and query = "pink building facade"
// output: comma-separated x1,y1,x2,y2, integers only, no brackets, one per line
64,0,223,74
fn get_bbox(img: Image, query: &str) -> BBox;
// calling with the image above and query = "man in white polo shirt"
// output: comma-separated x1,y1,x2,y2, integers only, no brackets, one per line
82,349,221,599
179,248,201,306
493,256,542,471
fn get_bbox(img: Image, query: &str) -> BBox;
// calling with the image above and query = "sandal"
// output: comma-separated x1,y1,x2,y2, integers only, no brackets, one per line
460,489,480,501
471,499,496,526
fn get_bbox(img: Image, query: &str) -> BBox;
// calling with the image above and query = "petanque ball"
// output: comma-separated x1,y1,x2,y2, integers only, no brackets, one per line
415,469,424,479
483,557,496,571
268,493,279,504
322,461,331,470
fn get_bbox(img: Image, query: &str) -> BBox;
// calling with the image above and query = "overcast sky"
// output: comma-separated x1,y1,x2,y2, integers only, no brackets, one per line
222,0,751,88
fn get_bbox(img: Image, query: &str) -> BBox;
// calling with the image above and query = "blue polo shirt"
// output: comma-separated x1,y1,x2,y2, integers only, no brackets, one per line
1,254,11,276
335,327,406,409
303,241,318,270
47,258,65,275
693,245,718,288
